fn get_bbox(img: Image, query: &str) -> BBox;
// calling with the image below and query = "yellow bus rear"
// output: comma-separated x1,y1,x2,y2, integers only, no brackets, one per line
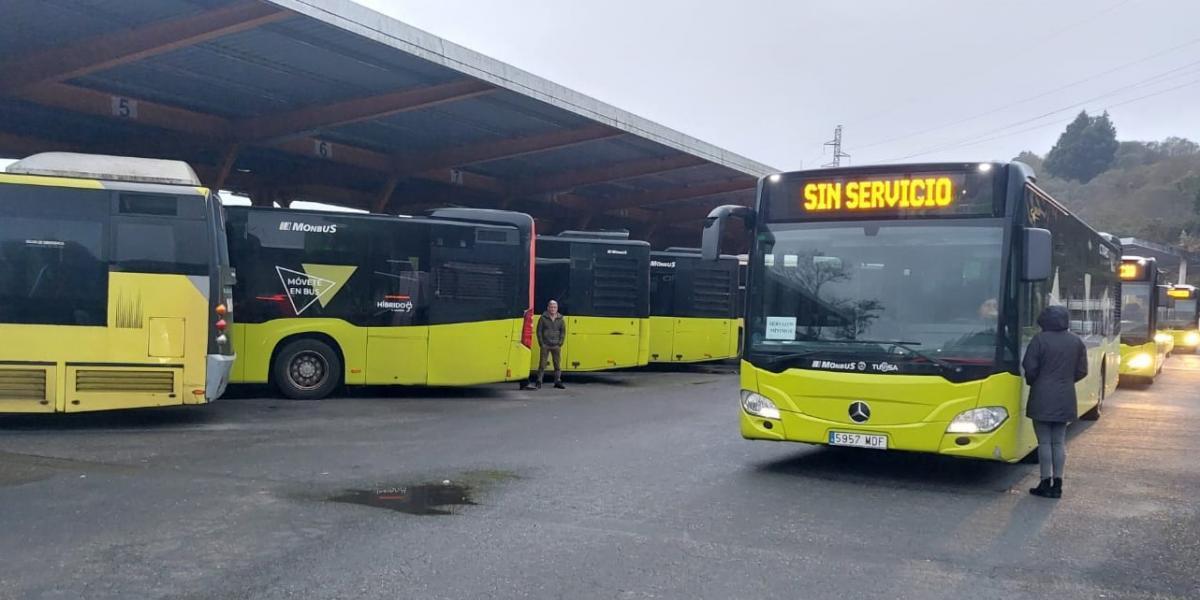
703,162,1119,462
649,250,740,363
0,153,234,413
530,231,651,373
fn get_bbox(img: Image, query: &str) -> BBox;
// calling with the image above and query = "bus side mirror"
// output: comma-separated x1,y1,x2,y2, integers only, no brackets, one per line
701,205,754,261
1023,227,1052,281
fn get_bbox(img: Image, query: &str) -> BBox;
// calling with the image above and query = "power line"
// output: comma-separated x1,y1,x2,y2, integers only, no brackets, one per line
875,63,1200,162
850,36,1200,152
849,0,1144,127
879,76,1200,162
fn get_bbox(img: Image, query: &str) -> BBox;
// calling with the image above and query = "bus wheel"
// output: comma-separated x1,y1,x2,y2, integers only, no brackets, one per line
1082,368,1104,421
274,338,341,400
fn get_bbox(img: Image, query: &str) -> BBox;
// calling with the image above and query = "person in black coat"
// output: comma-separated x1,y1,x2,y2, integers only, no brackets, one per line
1021,305,1088,499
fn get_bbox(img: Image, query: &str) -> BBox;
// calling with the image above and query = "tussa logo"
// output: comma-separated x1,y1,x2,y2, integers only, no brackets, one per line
279,221,338,234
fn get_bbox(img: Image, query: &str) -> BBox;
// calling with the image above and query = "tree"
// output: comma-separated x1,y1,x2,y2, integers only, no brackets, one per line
1043,111,1119,183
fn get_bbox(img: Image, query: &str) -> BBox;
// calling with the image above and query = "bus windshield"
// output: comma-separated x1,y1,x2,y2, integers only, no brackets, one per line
1121,283,1152,338
1164,298,1197,328
748,221,1004,363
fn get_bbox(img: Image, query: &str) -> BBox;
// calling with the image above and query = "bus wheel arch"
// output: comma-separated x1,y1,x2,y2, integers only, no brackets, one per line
1082,362,1105,421
270,334,345,400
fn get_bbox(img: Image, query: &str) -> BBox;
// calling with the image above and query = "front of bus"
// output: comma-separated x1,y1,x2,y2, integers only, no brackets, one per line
1118,258,1164,379
1164,285,1200,354
732,163,1030,461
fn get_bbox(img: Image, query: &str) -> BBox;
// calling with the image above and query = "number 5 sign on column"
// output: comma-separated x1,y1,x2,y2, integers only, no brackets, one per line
110,96,138,119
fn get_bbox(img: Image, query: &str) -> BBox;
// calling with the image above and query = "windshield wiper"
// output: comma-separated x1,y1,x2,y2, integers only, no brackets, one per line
884,341,961,373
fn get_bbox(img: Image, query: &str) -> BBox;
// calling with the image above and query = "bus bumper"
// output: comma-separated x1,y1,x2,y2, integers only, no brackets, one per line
739,406,1024,462
206,354,236,401
1119,341,1160,378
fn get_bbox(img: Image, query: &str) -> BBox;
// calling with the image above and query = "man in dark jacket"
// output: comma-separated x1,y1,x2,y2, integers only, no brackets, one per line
1021,305,1088,499
536,300,566,389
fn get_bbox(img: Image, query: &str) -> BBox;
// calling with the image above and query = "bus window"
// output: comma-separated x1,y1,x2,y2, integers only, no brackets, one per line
0,184,109,326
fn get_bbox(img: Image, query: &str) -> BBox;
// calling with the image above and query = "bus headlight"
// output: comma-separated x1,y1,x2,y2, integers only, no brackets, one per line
1127,353,1154,370
741,390,781,420
947,407,1008,434
1186,331,1200,346
1155,333,1173,345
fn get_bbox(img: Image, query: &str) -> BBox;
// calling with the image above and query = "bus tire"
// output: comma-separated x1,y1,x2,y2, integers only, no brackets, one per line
273,338,342,400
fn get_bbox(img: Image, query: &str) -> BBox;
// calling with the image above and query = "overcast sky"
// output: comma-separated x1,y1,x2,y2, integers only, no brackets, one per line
356,0,1200,171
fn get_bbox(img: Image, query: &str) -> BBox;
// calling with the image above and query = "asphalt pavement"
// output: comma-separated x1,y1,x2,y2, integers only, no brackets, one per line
1,358,1198,600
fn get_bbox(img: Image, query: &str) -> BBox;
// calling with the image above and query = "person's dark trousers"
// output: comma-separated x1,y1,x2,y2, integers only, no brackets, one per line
538,346,562,386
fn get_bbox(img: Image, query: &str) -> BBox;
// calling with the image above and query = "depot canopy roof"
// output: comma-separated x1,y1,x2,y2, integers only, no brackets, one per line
0,0,776,244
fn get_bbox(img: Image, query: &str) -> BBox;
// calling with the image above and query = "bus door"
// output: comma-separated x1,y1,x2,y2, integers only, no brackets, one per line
365,225,428,385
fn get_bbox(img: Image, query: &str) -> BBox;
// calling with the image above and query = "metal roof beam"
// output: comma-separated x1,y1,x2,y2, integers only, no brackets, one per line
236,78,495,142
0,2,290,96
600,177,757,212
395,124,624,174
24,83,507,196
515,154,707,197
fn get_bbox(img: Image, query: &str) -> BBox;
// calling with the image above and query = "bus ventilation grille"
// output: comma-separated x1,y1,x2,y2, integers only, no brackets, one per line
593,256,640,311
435,262,509,302
0,369,47,401
693,268,735,317
75,370,174,394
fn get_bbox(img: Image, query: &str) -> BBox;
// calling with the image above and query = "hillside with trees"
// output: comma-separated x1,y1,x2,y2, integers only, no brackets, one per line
1014,111,1200,251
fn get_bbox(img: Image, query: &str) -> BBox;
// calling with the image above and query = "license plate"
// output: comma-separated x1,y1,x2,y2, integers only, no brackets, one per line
828,431,888,450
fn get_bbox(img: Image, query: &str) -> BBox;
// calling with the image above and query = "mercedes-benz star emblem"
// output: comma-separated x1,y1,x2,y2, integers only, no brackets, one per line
848,401,871,423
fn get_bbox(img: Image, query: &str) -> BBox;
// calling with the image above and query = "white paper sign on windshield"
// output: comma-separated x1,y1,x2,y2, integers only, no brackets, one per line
765,316,797,340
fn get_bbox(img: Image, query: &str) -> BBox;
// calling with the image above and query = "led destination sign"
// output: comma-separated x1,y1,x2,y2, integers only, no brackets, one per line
766,168,997,221
803,176,956,212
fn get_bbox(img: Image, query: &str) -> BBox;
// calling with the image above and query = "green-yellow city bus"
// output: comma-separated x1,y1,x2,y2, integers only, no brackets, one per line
226,206,534,399
649,249,740,363
702,162,1119,462
1163,284,1200,353
532,231,650,373
1118,256,1171,382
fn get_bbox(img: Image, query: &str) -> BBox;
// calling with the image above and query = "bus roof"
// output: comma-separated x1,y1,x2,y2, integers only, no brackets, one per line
227,204,520,232
7,152,203,187
538,233,650,248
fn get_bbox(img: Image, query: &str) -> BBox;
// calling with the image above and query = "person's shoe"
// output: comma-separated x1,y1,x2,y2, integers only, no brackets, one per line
554,382,566,389
534,382,542,390
1049,478,1063,499
1029,478,1053,497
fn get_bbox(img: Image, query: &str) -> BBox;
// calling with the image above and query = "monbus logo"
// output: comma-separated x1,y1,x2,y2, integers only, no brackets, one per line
606,249,628,255
651,260,676,268
279,221,338,234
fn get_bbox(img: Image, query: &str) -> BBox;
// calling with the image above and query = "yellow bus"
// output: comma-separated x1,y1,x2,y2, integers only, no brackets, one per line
0,153,235,413
531,231,650,373
1163,284,1200,353
1118,256,1171,382
649,249,740,363
226,206,534,399
702,162,1119,462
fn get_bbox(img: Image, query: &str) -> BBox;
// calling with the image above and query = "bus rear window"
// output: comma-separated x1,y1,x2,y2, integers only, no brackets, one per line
112,219,210,275
0,184,109,326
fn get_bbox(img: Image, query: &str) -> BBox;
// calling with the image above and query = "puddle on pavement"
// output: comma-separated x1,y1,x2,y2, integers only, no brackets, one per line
327,470,516,515
331,482,476,515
